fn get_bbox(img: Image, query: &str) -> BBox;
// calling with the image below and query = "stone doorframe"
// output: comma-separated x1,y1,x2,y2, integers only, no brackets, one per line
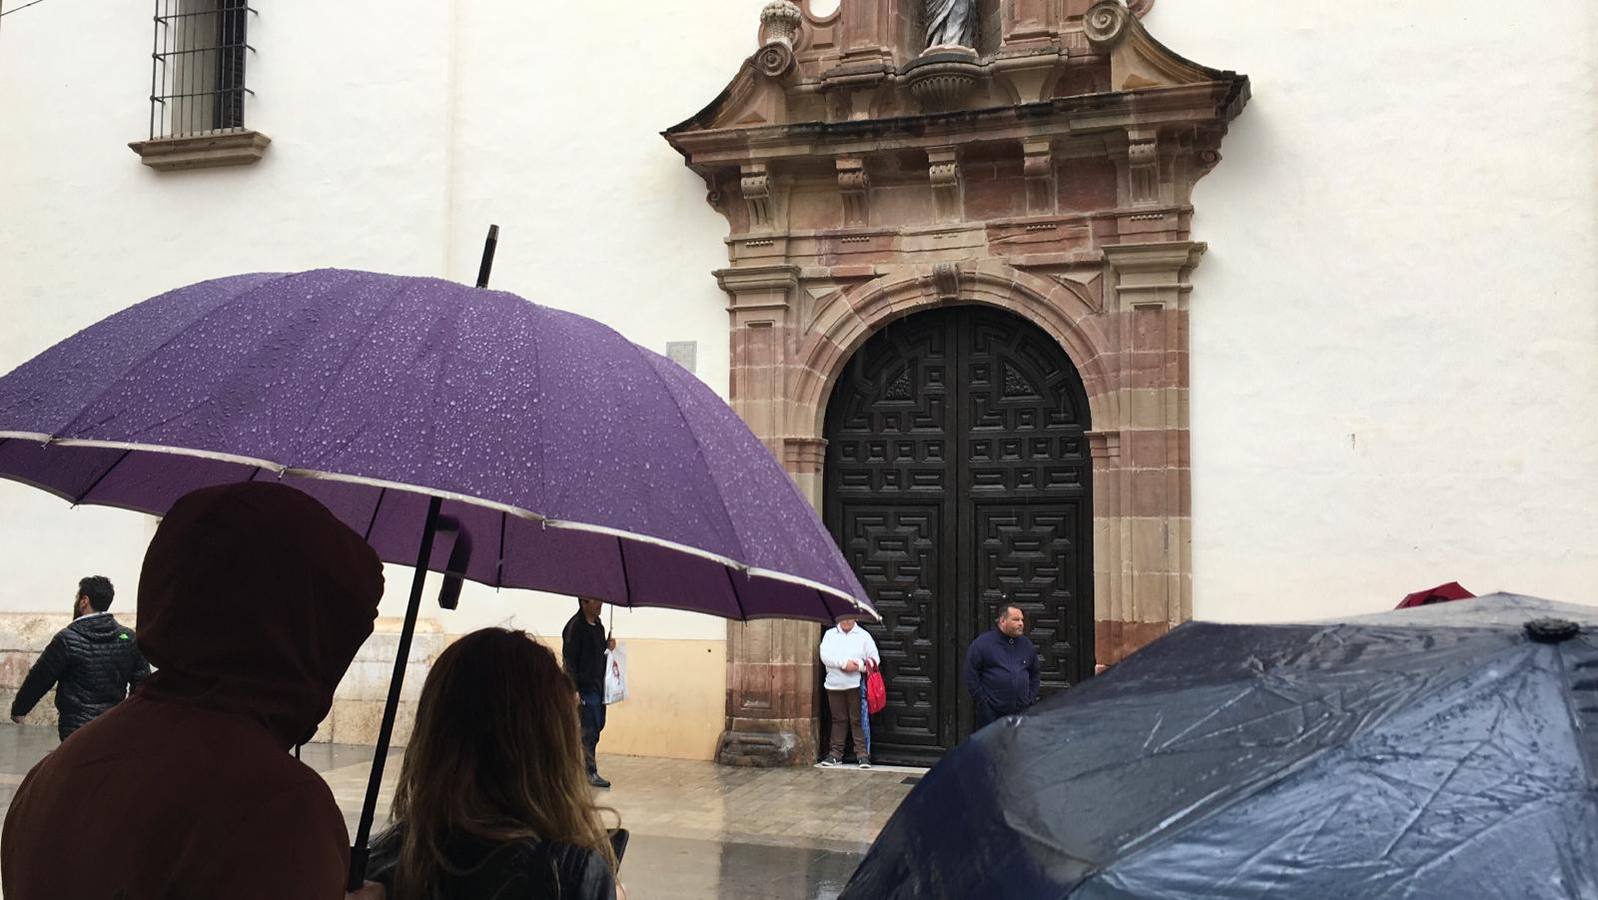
666,0,1248,765
714,245,1199,764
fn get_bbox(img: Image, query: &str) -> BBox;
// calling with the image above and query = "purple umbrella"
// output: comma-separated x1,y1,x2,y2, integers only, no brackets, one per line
0,267,872,886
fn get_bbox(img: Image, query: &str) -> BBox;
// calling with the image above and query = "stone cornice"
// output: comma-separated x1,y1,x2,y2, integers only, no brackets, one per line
714,264,801,290
1102,240,1207,273
666,81,1247,171
714,265,802,312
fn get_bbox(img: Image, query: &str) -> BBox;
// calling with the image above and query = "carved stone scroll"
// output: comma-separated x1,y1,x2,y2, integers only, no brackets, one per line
742,163,774,228
928,147,962,222
1126,133,1160,205
837,157,870,227
1023,138,1055,215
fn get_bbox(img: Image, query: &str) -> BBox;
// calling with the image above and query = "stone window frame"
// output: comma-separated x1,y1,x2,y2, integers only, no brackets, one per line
128,0,270,172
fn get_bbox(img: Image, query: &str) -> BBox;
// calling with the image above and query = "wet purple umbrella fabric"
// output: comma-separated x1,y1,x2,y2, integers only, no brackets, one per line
0,268,872,621
0,267,874,887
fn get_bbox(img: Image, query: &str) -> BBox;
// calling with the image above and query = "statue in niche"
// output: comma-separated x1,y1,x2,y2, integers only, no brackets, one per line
924,0,976,50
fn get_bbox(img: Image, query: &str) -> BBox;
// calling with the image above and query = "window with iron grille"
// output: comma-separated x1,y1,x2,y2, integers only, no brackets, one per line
147,0,253,140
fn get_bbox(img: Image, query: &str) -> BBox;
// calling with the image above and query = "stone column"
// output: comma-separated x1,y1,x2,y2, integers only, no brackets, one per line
714,265,825,766
839,0,915,68
1002,0,1053,44
1094,241,1203,664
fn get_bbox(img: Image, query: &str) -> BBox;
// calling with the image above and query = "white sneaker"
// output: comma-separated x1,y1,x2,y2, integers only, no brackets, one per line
820,756,842,767
858,759,871,769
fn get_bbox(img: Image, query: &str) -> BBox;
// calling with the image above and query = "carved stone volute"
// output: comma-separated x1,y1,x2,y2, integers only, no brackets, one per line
1085,1,1131,50
756,1,803,77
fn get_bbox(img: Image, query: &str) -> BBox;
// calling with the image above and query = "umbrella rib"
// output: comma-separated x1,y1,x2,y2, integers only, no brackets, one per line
495,510,507,588
617,536,634,607
627,353,872,616
291,274,409,460
71,446,133,505
724,566,749,623
52,272,297,439
630,347,748,565
363,488,388,543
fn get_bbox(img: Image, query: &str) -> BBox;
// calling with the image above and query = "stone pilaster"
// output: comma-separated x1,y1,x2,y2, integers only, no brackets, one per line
714,264,824,766
836,0,916,70
1094,240,1203,664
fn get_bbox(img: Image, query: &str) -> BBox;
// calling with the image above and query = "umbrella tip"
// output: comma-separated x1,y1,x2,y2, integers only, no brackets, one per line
1524,618,1581,643
475,224,500,289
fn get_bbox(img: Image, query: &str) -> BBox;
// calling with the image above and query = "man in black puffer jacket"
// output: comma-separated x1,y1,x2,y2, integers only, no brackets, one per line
10,576,149,741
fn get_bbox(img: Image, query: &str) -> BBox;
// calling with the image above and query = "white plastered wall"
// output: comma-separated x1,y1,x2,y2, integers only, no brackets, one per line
3,0,1594,665
1153,0,1598,620
0,0,759,650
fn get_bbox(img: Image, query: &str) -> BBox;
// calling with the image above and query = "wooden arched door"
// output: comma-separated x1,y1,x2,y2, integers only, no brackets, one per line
823,306,1094,765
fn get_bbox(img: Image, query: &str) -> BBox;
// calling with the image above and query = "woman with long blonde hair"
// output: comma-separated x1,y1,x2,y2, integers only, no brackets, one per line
368,628,623,900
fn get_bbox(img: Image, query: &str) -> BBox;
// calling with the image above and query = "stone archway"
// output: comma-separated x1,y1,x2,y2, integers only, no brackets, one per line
791,266,1114,436
823,302,1095,764
712,249,1201,766
667,0,1247,765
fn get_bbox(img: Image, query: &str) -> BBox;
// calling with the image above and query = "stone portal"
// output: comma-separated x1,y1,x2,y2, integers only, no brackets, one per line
665,0,1249,765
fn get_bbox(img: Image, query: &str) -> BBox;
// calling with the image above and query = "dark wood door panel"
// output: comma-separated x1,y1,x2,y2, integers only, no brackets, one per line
825,306,1094,764
836,502,948,755
969,501,1088,702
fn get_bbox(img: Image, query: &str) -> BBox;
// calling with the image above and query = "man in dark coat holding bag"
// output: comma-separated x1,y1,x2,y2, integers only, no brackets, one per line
563,596,616,789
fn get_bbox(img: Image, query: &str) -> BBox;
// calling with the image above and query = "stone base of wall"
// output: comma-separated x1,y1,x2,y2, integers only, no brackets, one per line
0,613,727,760
716,716,818,767
0,612,444,745
1095,619,1172,667
320,617,444,745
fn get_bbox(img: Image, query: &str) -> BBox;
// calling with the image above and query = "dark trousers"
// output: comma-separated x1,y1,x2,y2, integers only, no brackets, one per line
579,690,606,774
826,687,866,760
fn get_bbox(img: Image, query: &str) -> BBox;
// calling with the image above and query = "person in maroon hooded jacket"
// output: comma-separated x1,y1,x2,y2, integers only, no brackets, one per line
1,482,388,899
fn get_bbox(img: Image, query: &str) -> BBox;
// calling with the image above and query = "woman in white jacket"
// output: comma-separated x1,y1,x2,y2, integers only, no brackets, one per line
818,617,880,768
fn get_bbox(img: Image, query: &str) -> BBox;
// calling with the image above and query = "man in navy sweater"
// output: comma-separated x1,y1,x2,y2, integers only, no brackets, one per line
964,603,1041,730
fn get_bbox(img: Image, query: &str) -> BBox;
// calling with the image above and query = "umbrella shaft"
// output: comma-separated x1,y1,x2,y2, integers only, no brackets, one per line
347,494,443,891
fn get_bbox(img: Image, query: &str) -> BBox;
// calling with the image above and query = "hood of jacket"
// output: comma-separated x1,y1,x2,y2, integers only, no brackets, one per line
68,613,125,642
135,481,384,748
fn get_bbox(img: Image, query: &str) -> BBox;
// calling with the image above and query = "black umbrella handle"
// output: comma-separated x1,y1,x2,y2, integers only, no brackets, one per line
347,495,443,892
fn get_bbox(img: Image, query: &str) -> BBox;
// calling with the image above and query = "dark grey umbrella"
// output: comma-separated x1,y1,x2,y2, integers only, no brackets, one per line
843,594,1598,899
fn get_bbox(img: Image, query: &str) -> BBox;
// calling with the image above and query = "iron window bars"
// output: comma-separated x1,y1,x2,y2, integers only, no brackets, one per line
147,0,254,140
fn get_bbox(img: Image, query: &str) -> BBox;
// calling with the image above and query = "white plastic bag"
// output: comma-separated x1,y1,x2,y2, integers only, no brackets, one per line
603,644,628,705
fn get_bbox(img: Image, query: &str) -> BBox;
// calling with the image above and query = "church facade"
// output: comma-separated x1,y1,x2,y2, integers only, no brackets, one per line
0,0,1593,765
668,0,1247,764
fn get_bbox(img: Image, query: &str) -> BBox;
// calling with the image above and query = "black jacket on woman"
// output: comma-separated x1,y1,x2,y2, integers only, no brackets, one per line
10,612,149,739
368,827,615,900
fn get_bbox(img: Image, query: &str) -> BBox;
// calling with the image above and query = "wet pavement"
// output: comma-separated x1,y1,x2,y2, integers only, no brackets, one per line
0,725,916,898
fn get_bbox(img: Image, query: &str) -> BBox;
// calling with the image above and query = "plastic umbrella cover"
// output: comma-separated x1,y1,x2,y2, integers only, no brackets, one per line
843,594,1598,900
